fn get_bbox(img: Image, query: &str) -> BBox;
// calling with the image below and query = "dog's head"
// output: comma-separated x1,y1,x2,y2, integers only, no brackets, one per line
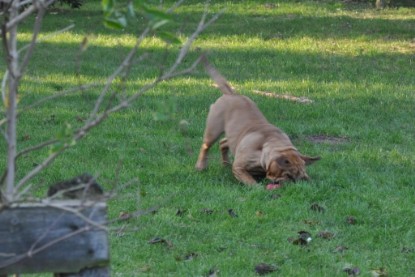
266,149,320,183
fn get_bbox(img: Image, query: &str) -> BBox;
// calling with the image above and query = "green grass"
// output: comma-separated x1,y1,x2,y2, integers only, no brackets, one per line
1,0,415,276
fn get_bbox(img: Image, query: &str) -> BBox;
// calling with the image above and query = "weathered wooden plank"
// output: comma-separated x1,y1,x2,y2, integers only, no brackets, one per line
0,201,109,274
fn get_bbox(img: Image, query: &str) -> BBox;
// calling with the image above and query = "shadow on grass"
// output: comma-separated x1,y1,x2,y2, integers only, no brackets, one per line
14,1,415,39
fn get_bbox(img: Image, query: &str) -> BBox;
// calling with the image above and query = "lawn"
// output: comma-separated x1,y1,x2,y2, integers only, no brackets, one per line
1,0,415,276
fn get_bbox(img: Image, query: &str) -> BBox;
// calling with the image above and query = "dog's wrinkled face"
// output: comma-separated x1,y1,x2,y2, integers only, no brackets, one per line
266,150,320,183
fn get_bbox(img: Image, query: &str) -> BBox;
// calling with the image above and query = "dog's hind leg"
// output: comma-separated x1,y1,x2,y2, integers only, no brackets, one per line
220,138,230,166
196,142,211,171
195,103,225,171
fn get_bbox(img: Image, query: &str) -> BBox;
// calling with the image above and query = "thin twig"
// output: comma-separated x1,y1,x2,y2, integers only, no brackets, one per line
19,1,46,75
14,183,32,200
45,202,108,231
0,226,90,269
163,5,223,77
18,24,75,55
15,139,57,160
86,27,150,126
23,83,98,112
113,8,222,111
1,70,9,113
28,226,90,257
28,212,66,255
0,25,78,129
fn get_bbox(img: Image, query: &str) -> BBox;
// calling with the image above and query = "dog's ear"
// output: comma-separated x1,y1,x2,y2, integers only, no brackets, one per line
276,156,291,169
300,155,321,165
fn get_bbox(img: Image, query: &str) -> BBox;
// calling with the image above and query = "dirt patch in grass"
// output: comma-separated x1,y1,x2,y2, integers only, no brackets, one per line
306,135,349,144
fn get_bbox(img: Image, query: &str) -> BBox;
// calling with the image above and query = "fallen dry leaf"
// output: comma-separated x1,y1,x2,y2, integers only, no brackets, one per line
184,252,198,261
148,237,166,244
76,116,86,122
371,268,388,277
115,225,127,237
118,211,131,221
401,247,414,253
228,209,238,218
216,246,227,253
304,219,320,227
205,267,220,277
252,90,314,104
256,210,264,217
22,134,31,141
346,216,357,225
138,265,151,273
343,266,360,276
334,245,348,253
254,263,278,275
298,230,312,239
201,208,214,215
290,231,312,246
175,252,199,262
148,237,173,248
176,208,187,217
270,193,282,200
318,231,335,240
310,203,325,213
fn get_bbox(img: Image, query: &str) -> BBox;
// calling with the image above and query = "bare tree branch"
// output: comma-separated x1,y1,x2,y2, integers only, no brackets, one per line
15,139,57,160
4,0,20,203
18,24,75,55
4,0,221,202
0,1,221,272
87,27,151,126
15,144,66,193
0,24,76,128
1,70,9,116
2,0,56,34
109,8,223,113
18,0,35,8
22,83,99,112
45,203,108,231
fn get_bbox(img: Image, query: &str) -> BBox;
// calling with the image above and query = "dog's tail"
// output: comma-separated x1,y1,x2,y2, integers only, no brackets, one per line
201,54,235,95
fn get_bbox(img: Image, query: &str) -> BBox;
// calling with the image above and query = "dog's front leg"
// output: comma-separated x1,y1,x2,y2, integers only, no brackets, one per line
219,138,230,166
232,164,257,185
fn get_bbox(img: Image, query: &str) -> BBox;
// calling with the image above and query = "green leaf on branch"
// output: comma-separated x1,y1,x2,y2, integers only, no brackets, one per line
140,4,173,21
151,19,169,30
104,15,127,30
49,123,76,154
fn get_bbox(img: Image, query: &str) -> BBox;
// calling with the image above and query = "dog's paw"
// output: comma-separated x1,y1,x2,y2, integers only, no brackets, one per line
195,162,207,171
